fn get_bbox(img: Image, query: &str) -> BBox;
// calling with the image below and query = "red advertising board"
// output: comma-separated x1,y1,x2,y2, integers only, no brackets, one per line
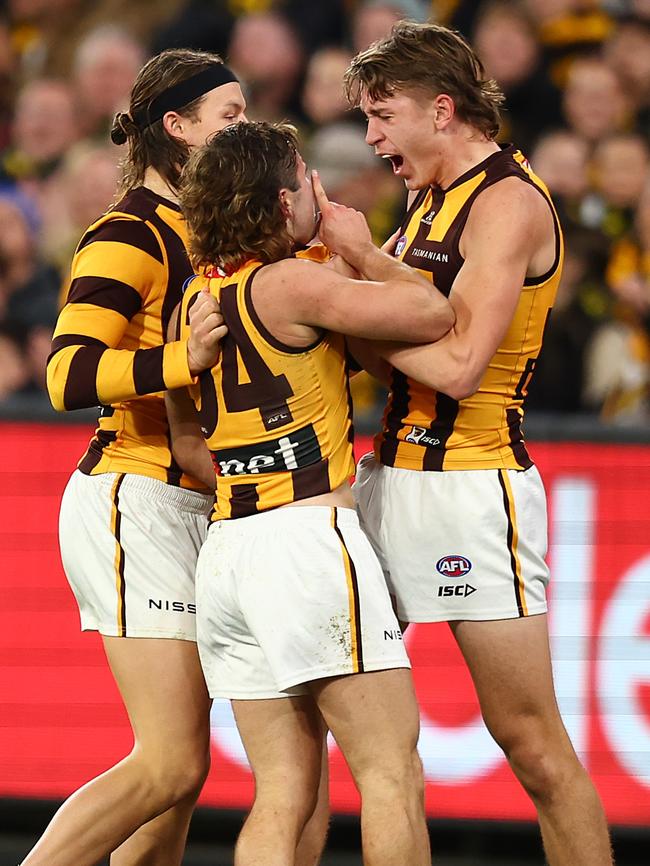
1,422,649,825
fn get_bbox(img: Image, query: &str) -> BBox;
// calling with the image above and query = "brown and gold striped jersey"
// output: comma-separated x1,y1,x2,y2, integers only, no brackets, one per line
178,250,355,521
376,146,563,472
47,186,203,489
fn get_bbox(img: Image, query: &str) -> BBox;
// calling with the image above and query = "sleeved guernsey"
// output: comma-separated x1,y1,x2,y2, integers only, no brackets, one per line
47,186,203,489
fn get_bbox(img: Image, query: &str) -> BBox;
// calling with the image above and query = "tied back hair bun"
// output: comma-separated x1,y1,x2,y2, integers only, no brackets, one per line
111,112,137,145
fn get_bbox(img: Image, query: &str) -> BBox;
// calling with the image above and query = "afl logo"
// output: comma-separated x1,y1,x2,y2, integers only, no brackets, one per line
394,235,408,257
436,555,472,578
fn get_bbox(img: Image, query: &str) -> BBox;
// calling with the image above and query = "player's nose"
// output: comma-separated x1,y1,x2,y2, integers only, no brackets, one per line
365,118,381,146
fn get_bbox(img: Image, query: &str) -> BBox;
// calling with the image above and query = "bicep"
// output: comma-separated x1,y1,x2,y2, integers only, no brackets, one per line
449,186,536,362
287,262,431,342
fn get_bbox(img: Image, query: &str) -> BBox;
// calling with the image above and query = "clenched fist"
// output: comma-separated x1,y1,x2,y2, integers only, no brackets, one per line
187,288,228,376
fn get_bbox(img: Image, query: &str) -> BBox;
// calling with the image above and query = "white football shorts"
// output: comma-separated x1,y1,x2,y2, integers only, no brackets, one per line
353,455,550,623
59,470,213,640
195,505,410,700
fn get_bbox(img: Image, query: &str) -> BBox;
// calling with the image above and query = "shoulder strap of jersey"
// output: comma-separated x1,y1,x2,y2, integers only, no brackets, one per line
400,187,430,232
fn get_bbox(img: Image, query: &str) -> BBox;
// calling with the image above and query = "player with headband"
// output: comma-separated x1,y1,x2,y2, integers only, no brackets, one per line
24,50,328,866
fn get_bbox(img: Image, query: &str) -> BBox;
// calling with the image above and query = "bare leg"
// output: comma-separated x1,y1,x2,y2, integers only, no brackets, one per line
451,614,613,866
233,696,324,866
109,794,200,866
295,730,330,866
22,637,211,866
311,669,429,866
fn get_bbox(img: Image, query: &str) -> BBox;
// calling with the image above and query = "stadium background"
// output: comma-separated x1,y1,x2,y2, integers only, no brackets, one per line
0,0,649,863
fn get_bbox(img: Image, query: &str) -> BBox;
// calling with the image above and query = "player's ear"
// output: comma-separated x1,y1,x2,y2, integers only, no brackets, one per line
162,110,185,140
278,187,293,220
432,93,455,129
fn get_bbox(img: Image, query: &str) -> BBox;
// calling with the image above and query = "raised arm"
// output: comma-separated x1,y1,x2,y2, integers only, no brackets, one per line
379,179,555,399
252,173,454,345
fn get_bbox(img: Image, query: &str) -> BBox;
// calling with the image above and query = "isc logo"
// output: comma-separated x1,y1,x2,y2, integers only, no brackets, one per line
436,555,472,578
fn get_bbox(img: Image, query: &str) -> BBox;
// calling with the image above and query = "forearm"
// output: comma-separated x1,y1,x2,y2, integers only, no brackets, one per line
346,337,391,385
165,388,216,490
379,331,479,401
344,241,421,284
47,339,194,411
171,434,215,491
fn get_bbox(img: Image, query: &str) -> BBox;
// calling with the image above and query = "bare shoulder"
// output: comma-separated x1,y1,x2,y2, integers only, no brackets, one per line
255,257,336,296
473,176,548,222
462,177,553,256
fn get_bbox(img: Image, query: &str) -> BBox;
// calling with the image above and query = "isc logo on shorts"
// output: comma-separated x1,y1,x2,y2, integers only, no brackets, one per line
436,555,472,578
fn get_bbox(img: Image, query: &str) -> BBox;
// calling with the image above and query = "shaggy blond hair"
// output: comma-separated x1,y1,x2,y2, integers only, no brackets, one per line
180,121,300,273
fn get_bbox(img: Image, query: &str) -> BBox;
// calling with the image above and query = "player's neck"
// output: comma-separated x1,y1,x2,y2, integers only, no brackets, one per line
143,168,180,204
434,131,501,190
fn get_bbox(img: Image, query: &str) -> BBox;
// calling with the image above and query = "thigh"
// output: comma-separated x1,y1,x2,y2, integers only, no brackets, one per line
232,696,323,796
103,635,210,752
450,614,567,745
60,471,212,640
310,669,420,777
358,461,550,624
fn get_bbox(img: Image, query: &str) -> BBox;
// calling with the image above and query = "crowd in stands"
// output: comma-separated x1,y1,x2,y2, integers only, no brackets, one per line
0,0,649,427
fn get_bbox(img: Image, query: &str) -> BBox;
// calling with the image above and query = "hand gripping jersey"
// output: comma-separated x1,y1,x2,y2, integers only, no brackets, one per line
377,145,564,472
178,249,356,521
47,187,203,489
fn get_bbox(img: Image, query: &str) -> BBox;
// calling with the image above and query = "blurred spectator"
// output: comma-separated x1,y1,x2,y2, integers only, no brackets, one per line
523,0,614,84
528,226,609,413
39,143,121,276
581,133,650,238
530,129,590,226
0,17,15,151
151,0,235,57
605,176,650,315
72,25,145,139
583,179,650,422
0,195,59,334
8,0,178,80
351,0,430,53
472,2,563,152
302,47,354,129
228,12,304,121
562,56,630,144
0,327,29,402
604,15,650,138
21,321,52,396
1,77,79,185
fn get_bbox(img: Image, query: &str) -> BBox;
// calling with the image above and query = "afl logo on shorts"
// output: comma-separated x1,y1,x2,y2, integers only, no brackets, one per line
436,555,472,578
394,235,408,257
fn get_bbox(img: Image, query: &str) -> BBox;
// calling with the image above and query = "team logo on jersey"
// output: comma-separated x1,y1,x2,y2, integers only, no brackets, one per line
405,426,441,446
438,584,476,598
394,235,408,257
212,422,321,476
421,209,436,225
436,555,472,578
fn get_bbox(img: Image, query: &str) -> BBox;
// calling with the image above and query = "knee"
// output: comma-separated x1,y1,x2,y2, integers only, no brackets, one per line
357,749,425,811
493,721,576,803
263,775,320,826
137,743,211,807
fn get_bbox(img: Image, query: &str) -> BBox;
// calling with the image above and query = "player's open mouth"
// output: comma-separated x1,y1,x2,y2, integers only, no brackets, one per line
382,154,404,174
